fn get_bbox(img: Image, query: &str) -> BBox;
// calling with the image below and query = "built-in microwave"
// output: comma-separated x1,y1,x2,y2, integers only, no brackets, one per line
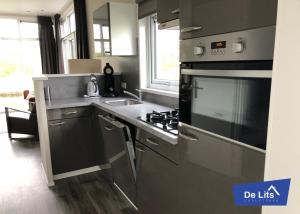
179,26,275,150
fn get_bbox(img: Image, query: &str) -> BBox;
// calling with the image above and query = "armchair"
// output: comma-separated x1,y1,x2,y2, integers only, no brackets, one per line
5,105,38,139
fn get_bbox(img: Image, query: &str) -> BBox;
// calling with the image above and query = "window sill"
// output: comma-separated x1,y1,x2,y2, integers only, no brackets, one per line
141,88,179,98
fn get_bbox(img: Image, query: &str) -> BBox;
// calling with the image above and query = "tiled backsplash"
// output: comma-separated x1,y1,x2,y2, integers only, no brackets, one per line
43,75,121,100
142,92,179,108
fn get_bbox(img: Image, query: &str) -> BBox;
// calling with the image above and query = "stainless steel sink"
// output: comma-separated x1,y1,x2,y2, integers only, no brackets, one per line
103,99,143,106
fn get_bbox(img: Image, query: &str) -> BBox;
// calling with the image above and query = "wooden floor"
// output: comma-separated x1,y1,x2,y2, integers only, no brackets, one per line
0,133,137,214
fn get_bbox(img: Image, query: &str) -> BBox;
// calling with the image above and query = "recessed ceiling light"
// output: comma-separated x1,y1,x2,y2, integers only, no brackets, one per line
26,10,31,13
40,9,44,12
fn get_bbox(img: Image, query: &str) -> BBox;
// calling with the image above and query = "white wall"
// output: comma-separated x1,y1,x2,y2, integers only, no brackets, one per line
263,0,300,213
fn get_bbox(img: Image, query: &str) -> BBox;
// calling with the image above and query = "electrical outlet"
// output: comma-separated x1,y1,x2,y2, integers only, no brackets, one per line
121,82,127,89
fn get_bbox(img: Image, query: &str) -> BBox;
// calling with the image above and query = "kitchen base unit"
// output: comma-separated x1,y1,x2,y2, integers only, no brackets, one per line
136,129,178,214
177,123,265,214
48,107,97,175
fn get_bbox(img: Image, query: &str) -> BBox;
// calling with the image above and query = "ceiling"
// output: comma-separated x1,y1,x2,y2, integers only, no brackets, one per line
0,0,72,16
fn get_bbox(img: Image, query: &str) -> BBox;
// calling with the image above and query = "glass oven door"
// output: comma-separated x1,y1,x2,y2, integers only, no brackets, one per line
179,68,272,150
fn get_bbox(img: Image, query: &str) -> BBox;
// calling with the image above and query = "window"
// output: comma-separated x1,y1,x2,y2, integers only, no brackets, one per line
61,12,77,72
0,19,41,95
139,15,180,92
93,24,111,56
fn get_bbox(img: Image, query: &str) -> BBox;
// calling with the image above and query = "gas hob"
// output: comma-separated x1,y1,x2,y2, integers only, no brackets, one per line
138,110,179,136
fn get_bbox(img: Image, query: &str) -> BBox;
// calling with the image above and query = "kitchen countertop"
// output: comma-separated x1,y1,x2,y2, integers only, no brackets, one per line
32,73,121,81
45,97,178,145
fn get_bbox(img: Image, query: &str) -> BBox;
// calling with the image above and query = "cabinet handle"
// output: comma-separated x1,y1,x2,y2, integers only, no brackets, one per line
146,138,159,146
104,126,113,131
136,147,145,153
49,122,65,126
179,133,198,142
171,8,180,14
63,111,78,115
181,26,202,33
194,81,198,99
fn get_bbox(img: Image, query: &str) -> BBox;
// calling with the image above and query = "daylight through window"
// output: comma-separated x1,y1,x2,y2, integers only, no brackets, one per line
0,19,41,95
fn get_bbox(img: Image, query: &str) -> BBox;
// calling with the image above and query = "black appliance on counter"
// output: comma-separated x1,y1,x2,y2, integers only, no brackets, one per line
102,63,118,97
138,110,179,136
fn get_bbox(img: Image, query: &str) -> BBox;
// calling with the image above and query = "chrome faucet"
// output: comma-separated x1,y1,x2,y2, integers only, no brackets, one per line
123,89,142,102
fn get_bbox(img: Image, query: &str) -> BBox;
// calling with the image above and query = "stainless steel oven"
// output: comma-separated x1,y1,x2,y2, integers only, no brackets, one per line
177,26,276,214
179,26,275,150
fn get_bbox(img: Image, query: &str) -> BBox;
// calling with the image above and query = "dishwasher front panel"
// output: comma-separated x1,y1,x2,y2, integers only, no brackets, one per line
98,115,136,205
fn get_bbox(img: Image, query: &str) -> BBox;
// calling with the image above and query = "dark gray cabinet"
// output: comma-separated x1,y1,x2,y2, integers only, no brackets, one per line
157,0,179,23
179,0,278,39
136,130,178,214
48,116,95,175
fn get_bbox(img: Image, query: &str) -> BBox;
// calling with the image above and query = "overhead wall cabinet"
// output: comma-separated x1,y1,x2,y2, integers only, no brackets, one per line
157,0,179,26
136,0,157,19
93,2,137,56
179,0,278,39
137,0,179,29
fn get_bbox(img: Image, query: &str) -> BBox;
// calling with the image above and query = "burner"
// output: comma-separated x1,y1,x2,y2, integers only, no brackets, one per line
139,109,179,136
151,114,165,123
168,120,179,129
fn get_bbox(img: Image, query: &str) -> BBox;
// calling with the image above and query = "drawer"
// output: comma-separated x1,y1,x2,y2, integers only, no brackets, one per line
94,107,110,117
47,107,91,121
136,128,178,163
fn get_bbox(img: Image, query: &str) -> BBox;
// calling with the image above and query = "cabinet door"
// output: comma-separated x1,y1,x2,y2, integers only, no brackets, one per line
136,143,178,214
179,0,277,39
157,0,179,23
177,124,264,214
49,117,95,175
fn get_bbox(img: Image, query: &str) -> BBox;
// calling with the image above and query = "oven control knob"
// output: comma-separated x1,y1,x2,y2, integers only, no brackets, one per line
232,42,244,53
194,46,205,56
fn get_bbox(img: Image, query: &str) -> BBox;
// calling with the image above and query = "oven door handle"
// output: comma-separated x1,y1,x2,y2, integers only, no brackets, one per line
194,81,198,98
193,81,204,99
181,69,272,78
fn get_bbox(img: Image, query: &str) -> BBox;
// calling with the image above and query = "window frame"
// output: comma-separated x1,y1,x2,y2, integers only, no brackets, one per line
0,20,39,41
61,11,77,72
146,14,179,92
0,19,41,74
0,18,42,92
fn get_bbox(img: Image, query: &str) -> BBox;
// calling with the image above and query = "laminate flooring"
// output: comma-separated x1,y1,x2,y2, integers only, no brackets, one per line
0,134,137,214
